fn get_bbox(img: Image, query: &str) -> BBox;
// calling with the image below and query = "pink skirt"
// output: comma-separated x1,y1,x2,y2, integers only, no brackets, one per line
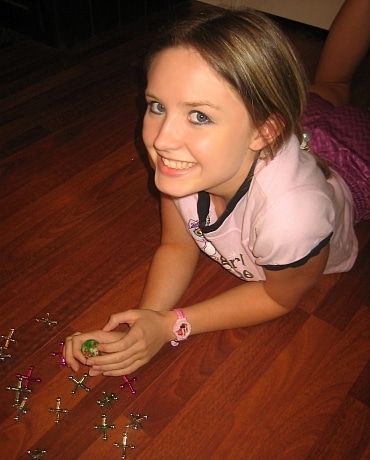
302,92,370,222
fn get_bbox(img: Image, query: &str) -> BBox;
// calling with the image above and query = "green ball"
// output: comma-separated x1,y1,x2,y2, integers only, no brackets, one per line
81,339,100,358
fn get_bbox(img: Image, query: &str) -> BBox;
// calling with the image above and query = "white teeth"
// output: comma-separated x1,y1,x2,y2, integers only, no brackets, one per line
162,157,195,170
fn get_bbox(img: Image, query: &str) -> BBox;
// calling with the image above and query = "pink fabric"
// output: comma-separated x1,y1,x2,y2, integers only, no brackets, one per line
174,136,358,281
302,92,370,222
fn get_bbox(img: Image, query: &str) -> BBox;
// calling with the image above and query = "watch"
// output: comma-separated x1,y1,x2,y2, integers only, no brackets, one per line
171,308,191,347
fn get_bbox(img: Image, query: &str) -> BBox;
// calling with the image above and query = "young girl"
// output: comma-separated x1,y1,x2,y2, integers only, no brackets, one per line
64,2,369,376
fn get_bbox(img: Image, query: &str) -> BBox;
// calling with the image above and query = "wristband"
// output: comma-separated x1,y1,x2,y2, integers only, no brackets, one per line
171,308,191,347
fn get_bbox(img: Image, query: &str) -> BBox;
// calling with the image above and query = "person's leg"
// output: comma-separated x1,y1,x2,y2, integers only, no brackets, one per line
310,0,370,106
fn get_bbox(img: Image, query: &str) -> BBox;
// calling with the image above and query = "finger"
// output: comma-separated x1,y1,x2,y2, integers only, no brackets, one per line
86,347,129,367
87,333,140,369
69,331,111,363
102,314,124,331
88,347,138,372
101,357,148,376
103,311,135,332
97,334,131,355
91,344,147,375
66,333,99,370
88,368,103,377
63,337,82,372
63,333,81,354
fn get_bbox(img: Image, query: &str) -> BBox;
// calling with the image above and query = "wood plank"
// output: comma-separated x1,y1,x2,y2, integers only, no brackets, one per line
0,102,141,218
307,397,370,459
0,2,369,458
244,306,370,459
350,359,370,407
314,241,370,330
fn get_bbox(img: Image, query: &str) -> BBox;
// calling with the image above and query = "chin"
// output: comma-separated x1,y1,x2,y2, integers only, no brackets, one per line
154,180,194,198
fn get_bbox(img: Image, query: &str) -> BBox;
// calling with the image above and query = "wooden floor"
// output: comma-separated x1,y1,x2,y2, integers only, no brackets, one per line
1,2,369,459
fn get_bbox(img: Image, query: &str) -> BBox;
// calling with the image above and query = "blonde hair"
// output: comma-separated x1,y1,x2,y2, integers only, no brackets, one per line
145,8,308,160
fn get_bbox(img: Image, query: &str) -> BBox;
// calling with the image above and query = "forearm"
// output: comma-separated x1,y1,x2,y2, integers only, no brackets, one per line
97,254,326,375
180,281,292,336
311,0,370,105
177,247,327,335
93,280,300,376
315,0,370,84
138,242,199,311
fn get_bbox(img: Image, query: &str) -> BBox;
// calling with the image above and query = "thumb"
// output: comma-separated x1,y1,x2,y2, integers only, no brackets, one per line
103,311,136,332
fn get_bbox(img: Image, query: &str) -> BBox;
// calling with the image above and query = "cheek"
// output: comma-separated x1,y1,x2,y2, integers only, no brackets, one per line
142,115,155,148
191,134,230,165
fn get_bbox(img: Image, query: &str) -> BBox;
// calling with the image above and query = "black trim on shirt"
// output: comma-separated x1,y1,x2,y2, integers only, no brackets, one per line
197,158,258,233
197,191,211,229
263,233,333,271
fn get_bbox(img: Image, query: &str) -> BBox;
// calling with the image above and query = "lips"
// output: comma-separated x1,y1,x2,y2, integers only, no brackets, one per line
161,156,196,170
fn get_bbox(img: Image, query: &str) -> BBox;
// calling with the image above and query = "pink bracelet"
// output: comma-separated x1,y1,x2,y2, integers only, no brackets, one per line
171,308,191,347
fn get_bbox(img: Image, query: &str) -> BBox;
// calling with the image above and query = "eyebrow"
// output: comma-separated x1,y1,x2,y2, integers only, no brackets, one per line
145,92,220,111
183,101,220,110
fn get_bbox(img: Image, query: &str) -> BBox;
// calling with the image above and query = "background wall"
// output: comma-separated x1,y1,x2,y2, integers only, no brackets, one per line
196,0,345,29
0,0,189,48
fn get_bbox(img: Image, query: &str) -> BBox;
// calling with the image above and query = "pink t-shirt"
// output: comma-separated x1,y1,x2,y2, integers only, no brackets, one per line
174,135,358,282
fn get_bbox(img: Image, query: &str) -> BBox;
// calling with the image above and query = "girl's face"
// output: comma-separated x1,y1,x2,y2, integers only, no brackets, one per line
143,47,264,202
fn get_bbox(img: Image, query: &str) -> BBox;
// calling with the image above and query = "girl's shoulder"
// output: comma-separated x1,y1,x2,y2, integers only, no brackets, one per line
253,135,332,202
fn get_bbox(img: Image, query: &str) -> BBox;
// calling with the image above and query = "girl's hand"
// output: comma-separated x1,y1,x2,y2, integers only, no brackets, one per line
63,330,127,375
86,309,174,376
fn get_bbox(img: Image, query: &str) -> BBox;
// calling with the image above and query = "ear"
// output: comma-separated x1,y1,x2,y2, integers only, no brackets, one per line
249,114,284,151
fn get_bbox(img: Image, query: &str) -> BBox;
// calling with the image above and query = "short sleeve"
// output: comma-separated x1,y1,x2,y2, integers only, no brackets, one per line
252,190,335,267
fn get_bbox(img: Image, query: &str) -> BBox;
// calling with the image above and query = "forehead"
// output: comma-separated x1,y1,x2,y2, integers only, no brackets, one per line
148,46,209,70
146,46,240,102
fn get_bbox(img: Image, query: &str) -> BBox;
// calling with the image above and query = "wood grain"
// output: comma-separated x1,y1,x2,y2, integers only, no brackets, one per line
1,2,369,459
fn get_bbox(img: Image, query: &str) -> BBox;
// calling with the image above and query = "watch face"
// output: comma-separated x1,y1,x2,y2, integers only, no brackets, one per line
178,322,190,339
173,319,191,341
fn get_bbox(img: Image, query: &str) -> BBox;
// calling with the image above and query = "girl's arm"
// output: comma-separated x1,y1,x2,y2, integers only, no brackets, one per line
137,194,200,311
143,193,329,328
310,0,370,106
83,199,329,375
183,245,329,334
63,194,199,373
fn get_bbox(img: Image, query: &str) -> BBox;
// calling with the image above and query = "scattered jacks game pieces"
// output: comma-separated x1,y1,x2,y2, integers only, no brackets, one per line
97,391,119,409
35,313,58,329
14,396,29,421
7,378,32,406
49,397,69,423
126,413,148,431
81,339,100,358
69,373,91,394
27,448,47,459
114,430,136,459
1,328,17,348
114,413,148,459
0,347,12,361
3,320,148,458
0,328,17,361
94,414,115,440
50,342,66,366
16,366,41,390
120,375,137,395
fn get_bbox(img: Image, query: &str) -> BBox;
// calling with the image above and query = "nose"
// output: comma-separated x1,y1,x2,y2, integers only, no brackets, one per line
152,114,182,152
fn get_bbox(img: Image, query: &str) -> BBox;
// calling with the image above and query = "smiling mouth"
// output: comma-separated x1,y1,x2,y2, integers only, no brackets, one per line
161,157,196,170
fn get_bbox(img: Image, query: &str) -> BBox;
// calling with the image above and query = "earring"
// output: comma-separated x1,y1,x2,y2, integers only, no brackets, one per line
300,131,311,151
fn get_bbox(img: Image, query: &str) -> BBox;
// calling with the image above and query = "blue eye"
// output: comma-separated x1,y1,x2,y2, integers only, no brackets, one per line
147,101,165,114
189,111,211,125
